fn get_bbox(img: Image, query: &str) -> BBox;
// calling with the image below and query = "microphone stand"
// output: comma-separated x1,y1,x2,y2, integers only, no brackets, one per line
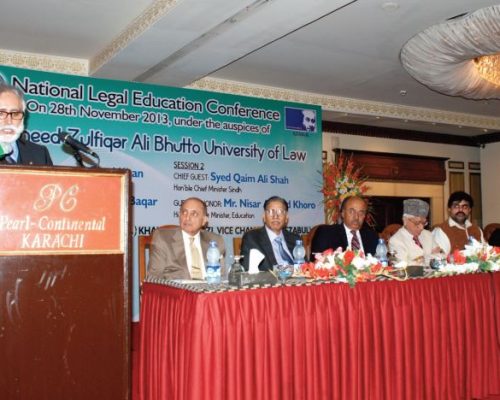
70,147,100,168
72,148,84,167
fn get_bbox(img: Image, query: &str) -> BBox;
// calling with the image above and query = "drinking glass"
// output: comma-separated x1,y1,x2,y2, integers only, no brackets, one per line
275,264,294,283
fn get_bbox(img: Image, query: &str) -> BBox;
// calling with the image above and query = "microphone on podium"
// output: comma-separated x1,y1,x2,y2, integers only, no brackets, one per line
58,132,98,158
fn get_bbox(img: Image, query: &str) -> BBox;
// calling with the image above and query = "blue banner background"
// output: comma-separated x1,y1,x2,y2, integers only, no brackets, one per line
0,66,324,319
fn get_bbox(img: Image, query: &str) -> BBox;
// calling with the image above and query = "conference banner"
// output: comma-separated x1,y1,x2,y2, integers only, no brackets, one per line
0,65,323,317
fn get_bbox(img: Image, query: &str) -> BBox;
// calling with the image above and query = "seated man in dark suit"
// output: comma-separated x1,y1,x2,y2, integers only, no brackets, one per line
241,196,299,271
0,82,52,165
311,195,378,255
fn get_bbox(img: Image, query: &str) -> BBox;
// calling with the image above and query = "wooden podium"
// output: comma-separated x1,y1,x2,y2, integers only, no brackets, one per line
0,166,131,400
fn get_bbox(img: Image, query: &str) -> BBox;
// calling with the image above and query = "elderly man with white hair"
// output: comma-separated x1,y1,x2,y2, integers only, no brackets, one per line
0,82,52,165
389,199,439,266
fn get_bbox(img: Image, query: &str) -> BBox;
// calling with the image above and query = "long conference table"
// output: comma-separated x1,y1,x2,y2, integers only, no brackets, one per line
139,273,500,400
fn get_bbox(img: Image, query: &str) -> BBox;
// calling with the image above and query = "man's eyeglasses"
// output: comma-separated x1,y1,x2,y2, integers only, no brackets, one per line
0,110,25,120
265,209,287,217
345,208,367,218
451,202,470,211
408,218,428,227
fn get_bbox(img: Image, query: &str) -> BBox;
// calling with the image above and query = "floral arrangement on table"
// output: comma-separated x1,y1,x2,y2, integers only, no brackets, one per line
439,238,500,274
299,247,405,287
321,153,371,225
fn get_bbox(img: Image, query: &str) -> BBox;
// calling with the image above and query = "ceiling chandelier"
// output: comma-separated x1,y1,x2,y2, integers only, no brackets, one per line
400,5,500,99
474,53,500,86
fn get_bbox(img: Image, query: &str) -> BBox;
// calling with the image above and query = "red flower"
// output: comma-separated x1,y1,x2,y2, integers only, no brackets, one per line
321,153,371,225
357,273,376,282
343,250,355,265
370,262,383,274
300,262,315,277
450,249,466,264
316,268,331,279
323,248,335,256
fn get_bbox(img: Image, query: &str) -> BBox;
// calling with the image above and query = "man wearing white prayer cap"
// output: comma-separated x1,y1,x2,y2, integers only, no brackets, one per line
389,199,439,265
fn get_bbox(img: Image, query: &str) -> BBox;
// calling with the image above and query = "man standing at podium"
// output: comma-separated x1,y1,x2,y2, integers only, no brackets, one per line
0,82,52,165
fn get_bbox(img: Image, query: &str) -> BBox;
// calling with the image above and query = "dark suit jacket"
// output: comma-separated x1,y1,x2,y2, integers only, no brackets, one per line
241,226,299,271
147,227,226,280
311,223,379,256
17,136,53,165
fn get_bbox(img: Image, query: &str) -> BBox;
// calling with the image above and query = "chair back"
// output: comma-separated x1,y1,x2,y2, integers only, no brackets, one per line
138,225,178,287
233,236,243,256
303,224,324,259
484,223,500,243
379,223,402,243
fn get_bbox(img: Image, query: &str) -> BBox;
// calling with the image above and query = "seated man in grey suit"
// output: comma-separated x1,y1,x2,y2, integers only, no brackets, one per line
311,195,378,256
241,195,300,271
147,197,226,280
0,82,53,165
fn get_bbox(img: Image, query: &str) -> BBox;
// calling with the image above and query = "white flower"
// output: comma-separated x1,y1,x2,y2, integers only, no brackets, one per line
365,253,379,265
440,262,479,273
489,261,500,271
351,255,367,270
463,237,487,257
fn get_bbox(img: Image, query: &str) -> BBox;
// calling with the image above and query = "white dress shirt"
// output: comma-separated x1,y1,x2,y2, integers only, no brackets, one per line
389,227,434,265
344,224,365,252
265,226,293,264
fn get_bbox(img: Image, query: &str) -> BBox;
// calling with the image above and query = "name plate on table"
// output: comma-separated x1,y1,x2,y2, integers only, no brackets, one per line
231,271,278,287
406,265,425,277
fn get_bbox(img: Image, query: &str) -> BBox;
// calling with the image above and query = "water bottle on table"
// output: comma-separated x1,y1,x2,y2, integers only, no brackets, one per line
228,255,244,286
375,238,388,267
292,239,306,273
206,240,221,284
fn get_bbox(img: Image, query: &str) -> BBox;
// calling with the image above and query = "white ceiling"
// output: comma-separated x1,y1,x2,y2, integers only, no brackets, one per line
1,0,499,137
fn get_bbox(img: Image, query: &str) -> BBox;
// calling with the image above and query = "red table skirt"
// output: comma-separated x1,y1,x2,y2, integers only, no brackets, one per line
139,273,500,400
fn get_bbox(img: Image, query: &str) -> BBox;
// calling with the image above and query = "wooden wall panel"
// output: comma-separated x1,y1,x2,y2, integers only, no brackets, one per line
336,149,447,183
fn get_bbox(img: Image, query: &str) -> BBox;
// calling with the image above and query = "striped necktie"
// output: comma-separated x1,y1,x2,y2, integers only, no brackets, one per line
413,235,423,249
350,230,361,251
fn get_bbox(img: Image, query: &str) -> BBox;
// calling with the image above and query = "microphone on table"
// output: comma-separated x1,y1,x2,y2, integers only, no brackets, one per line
58,132,98,158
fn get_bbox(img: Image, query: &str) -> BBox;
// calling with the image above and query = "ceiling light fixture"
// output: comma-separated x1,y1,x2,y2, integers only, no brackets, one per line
400,5,500,99
474,53,500,86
